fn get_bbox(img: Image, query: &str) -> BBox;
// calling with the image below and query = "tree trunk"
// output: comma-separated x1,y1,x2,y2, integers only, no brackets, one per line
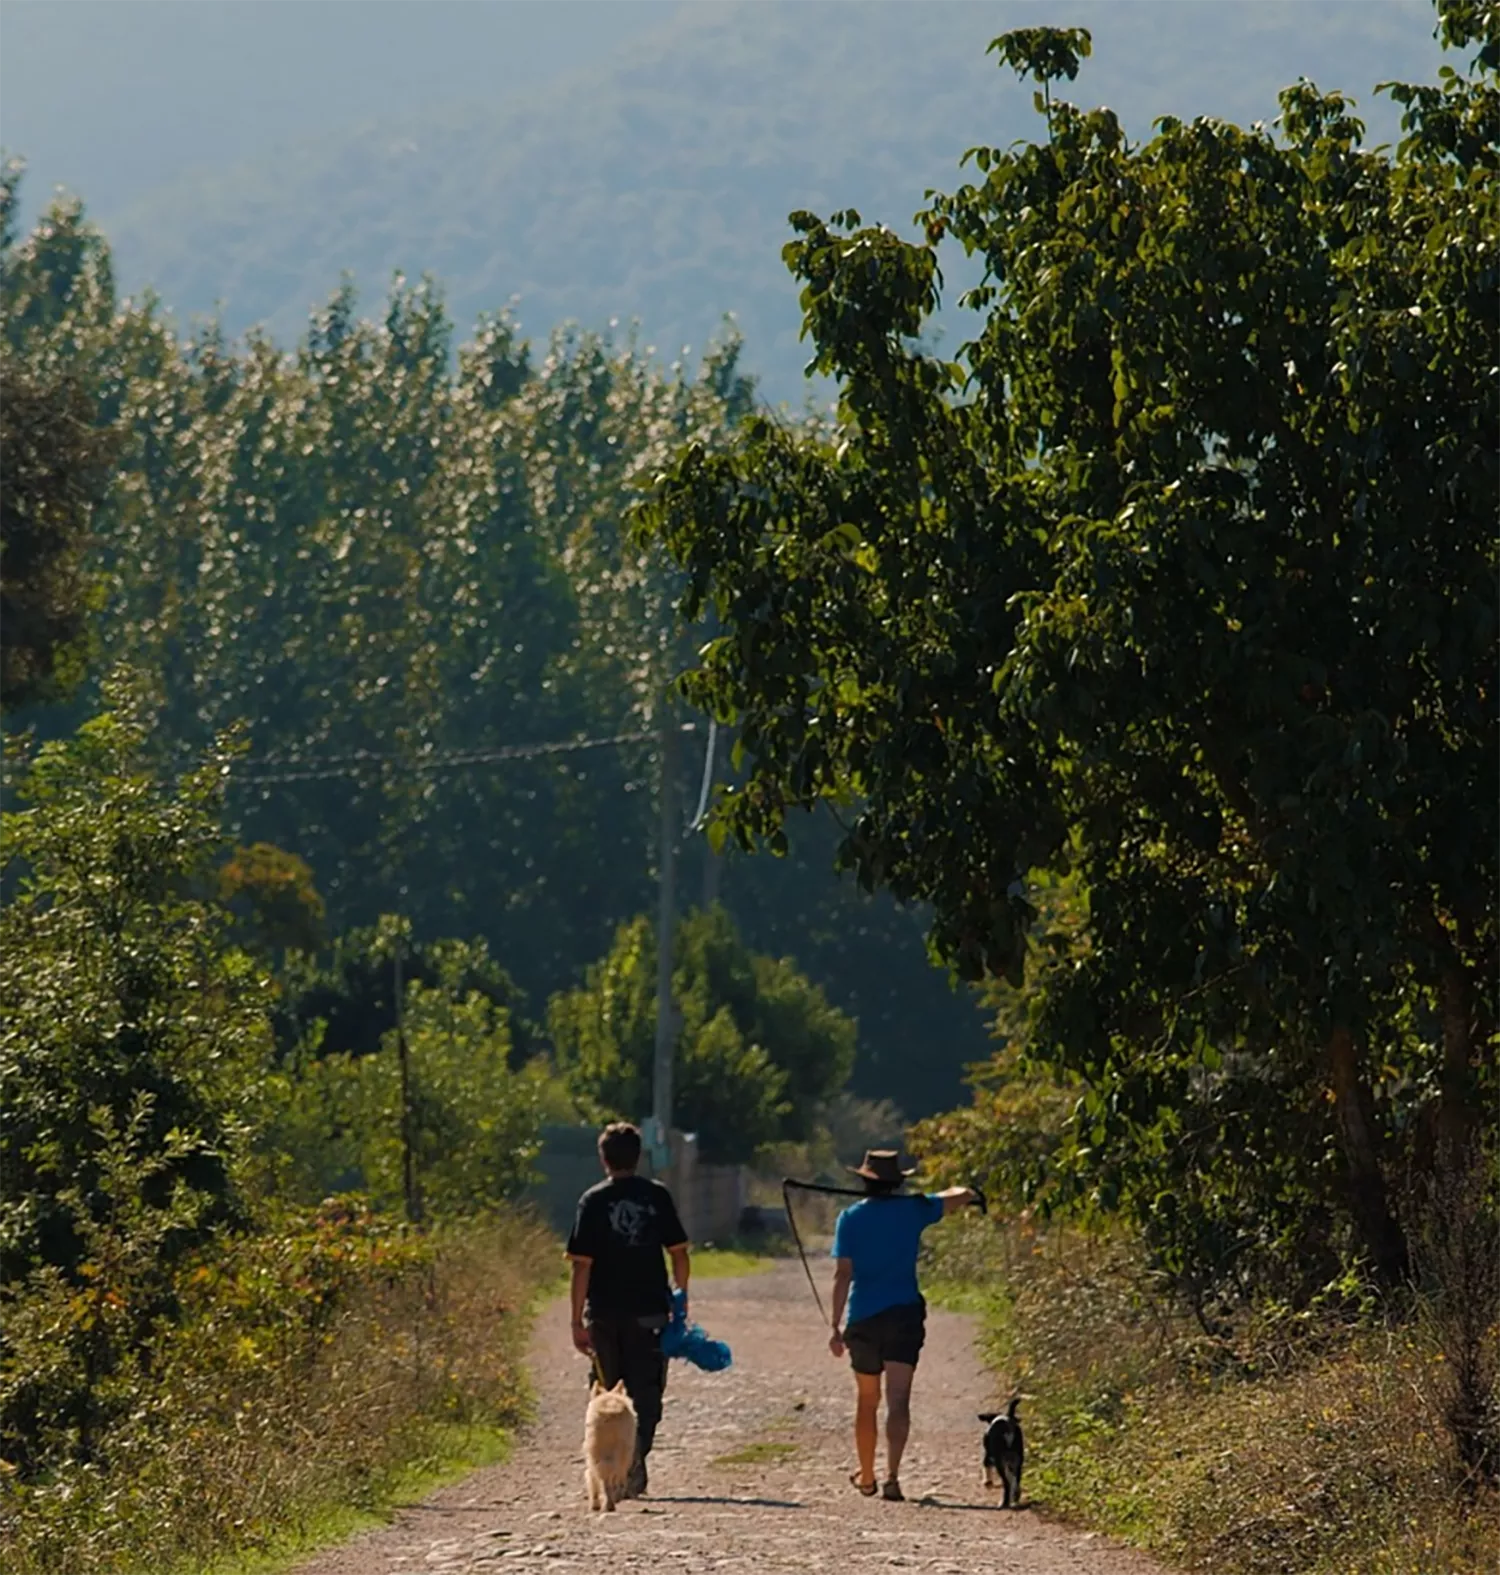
1327,1024,1409,1286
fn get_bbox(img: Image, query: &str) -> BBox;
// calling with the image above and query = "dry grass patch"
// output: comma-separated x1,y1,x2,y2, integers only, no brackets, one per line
0,1206,559,1575
712,1441,800,1467
923,1216,1500,1575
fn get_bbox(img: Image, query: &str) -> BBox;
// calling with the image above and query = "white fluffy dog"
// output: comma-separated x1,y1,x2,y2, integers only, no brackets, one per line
583,1378,638,1511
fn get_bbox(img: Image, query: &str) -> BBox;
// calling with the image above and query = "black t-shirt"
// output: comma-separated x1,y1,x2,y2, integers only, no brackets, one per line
566,1174,688,1319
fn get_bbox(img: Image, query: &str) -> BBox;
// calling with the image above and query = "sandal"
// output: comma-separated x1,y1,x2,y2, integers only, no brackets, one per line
850,1471,878,1496
881,1479,904,1501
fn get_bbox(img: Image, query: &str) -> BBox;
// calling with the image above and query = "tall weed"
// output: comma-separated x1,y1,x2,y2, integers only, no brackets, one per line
923,1214,1500,1575
0,1203,557,1575
1404,1156,1500,1498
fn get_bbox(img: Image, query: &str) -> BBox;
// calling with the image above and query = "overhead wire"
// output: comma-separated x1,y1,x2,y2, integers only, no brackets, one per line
228,722,697,786
0,723,700,793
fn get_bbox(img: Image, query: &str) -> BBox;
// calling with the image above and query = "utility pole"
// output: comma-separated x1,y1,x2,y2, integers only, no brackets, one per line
651,696,678,1157
394,939,421,1225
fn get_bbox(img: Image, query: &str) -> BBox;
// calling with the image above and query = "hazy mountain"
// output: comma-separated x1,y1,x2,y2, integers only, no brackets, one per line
1,0,671,223
13,1,1442,405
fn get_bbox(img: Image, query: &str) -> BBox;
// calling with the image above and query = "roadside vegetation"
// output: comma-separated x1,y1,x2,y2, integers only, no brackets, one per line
0,184,874,1575
1,138,891,1573
3,1210,556,1575
0,699,555,1575
922,1203,1499,1575
639,3,1499,1569
2,3,1493,1571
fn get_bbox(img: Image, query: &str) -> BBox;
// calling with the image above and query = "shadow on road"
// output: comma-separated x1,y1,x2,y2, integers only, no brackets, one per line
648,1494,805,1509
913,1494,1032,1513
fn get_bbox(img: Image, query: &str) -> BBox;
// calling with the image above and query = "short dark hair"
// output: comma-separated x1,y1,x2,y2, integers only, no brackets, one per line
599,1122,642,1172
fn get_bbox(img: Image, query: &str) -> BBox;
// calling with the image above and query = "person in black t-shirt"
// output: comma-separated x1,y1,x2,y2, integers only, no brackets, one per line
565,1121,690,1498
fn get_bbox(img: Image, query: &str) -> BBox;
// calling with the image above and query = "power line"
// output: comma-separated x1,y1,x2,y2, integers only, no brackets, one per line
228,722,697,786
3,721,706,793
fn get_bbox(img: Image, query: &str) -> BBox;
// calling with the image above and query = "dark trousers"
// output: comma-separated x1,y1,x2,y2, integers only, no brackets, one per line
588,1314,668,1461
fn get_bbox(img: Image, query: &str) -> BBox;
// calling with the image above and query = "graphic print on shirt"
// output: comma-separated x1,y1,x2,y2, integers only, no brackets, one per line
607,1196,654,1246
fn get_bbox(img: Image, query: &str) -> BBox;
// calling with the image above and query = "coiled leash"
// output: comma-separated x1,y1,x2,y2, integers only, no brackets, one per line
780,1177,988,1323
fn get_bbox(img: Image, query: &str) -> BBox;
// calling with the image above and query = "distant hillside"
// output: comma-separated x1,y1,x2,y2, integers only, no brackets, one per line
98,0,1441,406
0,0,655,228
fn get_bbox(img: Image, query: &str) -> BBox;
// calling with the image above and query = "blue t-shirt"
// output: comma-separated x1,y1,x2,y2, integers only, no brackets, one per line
831,1193,945,1325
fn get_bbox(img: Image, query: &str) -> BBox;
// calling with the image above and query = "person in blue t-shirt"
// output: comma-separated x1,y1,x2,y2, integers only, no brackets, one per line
828,1149,977,1501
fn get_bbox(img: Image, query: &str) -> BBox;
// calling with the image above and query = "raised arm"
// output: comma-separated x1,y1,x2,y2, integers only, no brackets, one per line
934,1185,979,1217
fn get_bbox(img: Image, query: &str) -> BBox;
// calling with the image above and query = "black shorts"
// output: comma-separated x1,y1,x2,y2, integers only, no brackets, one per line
844,1299,926,1375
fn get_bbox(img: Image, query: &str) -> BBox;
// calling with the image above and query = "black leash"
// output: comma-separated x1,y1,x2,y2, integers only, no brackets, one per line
780,1177,988,1325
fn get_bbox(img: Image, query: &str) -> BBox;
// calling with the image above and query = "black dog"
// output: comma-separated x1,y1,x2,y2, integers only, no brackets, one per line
978,1398,1024,1507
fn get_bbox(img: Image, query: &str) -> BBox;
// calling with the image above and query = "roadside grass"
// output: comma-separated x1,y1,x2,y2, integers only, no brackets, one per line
1,1210,561,1575
153,1238,759,1574
200,1422,514,1575
692,1243,780,1280
712,1440,800,1467
923,1216,1500,1575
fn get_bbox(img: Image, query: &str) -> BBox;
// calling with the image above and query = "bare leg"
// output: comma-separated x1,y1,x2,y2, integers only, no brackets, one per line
883,1362,915,1485
853,1371,881,1488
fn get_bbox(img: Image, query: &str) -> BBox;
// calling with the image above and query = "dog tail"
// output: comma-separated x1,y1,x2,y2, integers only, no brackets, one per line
1007,1396,1021,1420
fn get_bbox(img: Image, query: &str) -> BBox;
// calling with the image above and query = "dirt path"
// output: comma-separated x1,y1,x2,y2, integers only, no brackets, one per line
290,1260,1169,1574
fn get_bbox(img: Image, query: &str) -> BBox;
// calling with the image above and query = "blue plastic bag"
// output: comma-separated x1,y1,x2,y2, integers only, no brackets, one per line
660,1288,732,1371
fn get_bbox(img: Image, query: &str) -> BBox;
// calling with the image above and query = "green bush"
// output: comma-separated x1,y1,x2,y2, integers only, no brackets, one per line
549,904,856,1160
268,957,547,1217
0,1202,555,1575
922,1215,1500,1575
0,682,271,1472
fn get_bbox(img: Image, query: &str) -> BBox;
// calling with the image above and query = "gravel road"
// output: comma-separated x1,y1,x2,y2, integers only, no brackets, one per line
289,1258,1170,1575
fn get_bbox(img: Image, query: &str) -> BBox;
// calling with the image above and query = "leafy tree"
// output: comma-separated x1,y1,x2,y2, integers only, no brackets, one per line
674,901,855,1117
0,682,268,1282
0,681,270,1466
0,355,114,710
0,195,745,1005
636,3,1498,1290
519,320,757,721
548,905,854,1161
0,171,1187,1126
273,923,537,1067
216,842,326,960
268,945,545,1217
